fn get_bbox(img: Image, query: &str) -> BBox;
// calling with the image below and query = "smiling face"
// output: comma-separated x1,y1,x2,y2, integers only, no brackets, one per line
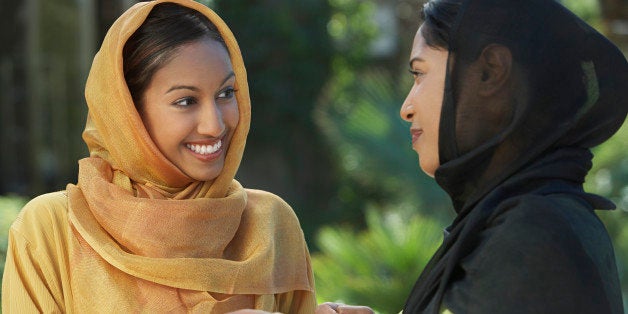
400,25,449,177
139,38,239,182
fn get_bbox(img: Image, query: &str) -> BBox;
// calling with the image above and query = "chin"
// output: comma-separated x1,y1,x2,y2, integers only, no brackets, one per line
183,158,226,182
184,167,222,182
419,161,437,178
193,173,221,182
421,169,436,178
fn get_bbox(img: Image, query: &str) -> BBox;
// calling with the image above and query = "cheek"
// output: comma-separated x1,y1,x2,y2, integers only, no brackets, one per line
427,101,442,139
421,81,443,175
418,81,444,135
140,108,163,144
429,83,443,154
223,102,240,131
142,108,188,151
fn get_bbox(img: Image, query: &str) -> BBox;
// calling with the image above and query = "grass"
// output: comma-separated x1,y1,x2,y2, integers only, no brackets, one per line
0,195,26,309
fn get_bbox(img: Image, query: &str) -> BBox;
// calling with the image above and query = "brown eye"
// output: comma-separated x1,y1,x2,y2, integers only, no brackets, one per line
173,97,197,107
408,69,424,79
217,87,236,99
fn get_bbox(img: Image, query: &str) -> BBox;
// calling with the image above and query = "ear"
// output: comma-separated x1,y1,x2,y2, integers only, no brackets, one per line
477,44,512,96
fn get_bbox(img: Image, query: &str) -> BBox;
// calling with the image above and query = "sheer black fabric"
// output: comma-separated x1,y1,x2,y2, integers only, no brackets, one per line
404,0,628,313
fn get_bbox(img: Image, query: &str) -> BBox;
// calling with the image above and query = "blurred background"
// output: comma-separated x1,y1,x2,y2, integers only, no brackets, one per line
1,0,628,312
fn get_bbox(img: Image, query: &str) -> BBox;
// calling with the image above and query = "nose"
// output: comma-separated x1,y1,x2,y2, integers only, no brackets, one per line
197,101,225,137
400,89,415,122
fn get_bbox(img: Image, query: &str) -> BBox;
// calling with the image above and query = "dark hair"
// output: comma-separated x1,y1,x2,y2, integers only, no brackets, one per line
420,0,462,49
123,3,227,107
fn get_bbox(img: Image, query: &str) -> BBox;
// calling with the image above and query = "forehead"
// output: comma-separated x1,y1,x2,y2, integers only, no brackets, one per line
158,39,232,74
413,26,428,50
410,25,446,64
175,39,230,63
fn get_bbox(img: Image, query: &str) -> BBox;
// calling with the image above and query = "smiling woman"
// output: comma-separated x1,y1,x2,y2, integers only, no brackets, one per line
1,1,316,312
139,39,238,182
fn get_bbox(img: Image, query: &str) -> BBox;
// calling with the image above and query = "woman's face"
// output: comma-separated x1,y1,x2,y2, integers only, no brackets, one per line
140,39,239,182
400,25,449,177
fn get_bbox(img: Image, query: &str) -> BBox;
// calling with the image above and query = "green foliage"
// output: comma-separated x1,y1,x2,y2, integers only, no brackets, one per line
194,0,214,7
312,207,442,313
315,67,451,224
327,0,378,66
316,0,450,226
560,0,602,29
0,195,25,306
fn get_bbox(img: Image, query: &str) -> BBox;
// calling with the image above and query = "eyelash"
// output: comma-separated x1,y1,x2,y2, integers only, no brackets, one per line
408,69,424,79
218,87,237,99
172,87,237,107
174,97,197,107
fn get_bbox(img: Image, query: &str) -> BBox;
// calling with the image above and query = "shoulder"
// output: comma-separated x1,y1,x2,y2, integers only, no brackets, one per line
244,189,300,224
10,191,70,244
245,188,291,208
445,194,621,313
475,194,614,269
241,189,308,249
486,194,609,251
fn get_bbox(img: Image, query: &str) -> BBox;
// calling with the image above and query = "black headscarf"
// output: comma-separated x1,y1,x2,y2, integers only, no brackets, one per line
404,0,628,312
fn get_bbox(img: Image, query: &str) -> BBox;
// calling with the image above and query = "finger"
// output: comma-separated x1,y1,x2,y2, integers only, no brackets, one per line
316,304,340,314
322,302,341,311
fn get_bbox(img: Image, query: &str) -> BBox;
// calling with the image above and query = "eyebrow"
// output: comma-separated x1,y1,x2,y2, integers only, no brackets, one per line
409,57,426,68
165,71,236,94
166,85,200,93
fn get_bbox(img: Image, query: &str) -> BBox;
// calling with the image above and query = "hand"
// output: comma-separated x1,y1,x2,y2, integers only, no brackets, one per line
316,302,375,314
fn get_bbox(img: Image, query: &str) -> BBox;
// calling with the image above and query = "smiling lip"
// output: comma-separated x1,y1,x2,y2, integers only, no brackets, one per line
410,128,423,144
185,138,224,162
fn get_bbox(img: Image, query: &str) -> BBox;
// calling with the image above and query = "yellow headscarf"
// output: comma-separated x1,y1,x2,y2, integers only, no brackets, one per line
63,0,313,310
82,0,250,197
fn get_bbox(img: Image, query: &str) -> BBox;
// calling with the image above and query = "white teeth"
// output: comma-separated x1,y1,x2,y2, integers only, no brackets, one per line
186,140,222,155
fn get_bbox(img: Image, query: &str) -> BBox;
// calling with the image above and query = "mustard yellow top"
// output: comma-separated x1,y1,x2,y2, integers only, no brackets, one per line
2,1,315,312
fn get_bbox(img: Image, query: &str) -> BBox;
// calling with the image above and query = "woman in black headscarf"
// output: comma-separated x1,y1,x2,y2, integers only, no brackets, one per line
397,0,628,312
316,0,627,313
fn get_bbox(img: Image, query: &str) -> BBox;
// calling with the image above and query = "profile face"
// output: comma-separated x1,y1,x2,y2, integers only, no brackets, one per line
140,39,239,182
400,25,449,177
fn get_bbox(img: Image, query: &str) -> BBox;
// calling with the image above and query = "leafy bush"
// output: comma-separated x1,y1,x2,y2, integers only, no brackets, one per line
315,67,452,226
0,195,25,307
312,206,443,313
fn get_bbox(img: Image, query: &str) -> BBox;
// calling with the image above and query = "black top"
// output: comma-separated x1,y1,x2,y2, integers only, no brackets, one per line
404,0,628,312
